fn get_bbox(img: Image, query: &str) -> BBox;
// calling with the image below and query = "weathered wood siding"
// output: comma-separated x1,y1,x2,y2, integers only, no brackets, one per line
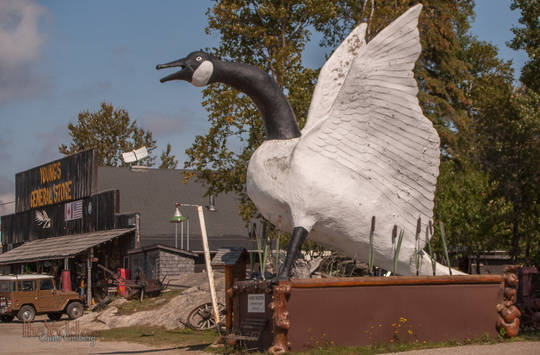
1,190,119,244
15,150,97,213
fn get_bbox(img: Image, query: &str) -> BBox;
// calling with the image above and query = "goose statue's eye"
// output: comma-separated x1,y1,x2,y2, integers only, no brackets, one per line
196,56,203,61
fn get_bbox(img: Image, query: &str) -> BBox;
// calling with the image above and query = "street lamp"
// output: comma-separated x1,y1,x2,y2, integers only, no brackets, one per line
171,202,220,326
170,203,186,249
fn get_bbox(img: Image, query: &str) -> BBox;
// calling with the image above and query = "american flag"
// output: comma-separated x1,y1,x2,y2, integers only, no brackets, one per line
65,200,83,221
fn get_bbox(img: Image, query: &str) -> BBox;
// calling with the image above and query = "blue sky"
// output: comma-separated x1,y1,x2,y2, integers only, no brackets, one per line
0,0,528,215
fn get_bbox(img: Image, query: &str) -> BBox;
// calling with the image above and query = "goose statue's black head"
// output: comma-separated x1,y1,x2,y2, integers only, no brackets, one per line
156,51,214,87
156,50,301,140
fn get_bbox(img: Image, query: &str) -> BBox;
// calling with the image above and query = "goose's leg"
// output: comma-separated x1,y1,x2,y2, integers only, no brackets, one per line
277,227,308,279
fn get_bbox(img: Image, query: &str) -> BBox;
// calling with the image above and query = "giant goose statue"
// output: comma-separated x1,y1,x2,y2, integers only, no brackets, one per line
157,4,462,278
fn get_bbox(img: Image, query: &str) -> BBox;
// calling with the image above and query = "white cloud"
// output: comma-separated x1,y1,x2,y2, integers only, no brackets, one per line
0,0,49,103
0,0,46,67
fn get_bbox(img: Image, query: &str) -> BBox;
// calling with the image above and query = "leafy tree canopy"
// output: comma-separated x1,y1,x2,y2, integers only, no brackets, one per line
159,143,179,169
508,0,539,91
59,102,157,167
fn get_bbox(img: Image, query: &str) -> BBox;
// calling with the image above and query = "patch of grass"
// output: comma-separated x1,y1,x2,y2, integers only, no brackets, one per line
92,326,218,349
91,328,540,355
289,330,540,355
115,289,184,316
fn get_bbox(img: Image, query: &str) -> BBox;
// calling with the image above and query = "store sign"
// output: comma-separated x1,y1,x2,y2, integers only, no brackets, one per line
29,162,73,208
247,294,266,313
15,150,97,213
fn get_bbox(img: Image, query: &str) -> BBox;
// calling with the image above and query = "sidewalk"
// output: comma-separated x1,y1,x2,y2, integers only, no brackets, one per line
382,341,540,355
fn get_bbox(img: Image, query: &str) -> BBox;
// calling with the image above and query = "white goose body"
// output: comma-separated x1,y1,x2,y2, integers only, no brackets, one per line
248,137,437,275
158,4,464,276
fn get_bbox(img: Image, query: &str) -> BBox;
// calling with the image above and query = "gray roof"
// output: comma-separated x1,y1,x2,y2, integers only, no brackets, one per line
211,247,248,266
97,167,249,251
128,244,198,258
0,228,134,265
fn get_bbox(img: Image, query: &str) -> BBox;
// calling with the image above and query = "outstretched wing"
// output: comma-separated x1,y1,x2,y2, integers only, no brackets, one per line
300,4,439,226
303,23,367,134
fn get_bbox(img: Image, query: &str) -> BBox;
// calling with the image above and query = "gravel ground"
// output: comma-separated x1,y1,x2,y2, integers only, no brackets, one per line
71,272,226,332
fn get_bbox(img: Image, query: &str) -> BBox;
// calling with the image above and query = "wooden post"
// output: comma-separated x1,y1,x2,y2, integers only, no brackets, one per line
196,205,220,326
224,266,233,331
87,248,93,306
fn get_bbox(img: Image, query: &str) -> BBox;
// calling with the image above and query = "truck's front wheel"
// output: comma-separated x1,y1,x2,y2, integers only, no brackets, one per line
17,305,35,322
66,302,84,319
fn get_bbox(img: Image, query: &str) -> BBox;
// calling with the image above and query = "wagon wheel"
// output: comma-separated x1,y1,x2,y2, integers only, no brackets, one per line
186,302,225,330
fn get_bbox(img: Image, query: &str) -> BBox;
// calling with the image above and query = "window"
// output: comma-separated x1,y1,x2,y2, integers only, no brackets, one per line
18,280,36,292
0,281,14,292
39,279,54,291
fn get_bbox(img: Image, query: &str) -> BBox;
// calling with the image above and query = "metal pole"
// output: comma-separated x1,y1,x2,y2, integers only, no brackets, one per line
64,257,69,270
187,219,190,251
181,221,184,250
175,222,178,249
196,205,220,326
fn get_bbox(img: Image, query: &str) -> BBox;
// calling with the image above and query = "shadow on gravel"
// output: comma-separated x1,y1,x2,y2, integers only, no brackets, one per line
91,343,211,354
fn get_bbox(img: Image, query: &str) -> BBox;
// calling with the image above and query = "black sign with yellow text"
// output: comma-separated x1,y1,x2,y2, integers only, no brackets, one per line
15,150,97,213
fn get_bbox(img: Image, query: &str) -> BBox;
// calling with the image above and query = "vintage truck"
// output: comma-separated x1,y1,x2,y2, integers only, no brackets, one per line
0,274,84,322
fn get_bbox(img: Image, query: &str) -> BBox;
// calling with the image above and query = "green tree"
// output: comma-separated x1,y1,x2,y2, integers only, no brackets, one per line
159,143,178,169
433,160,510,272
185,0,334,222
477,86,539,263
59,102,157,167
508,0,539,92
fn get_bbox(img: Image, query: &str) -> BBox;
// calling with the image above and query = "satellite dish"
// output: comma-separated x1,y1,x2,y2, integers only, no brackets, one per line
122,151,137,163
122,146,148,164
133,146,148,160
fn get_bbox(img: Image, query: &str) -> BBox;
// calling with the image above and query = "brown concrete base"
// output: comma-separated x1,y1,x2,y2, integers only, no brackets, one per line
228,273,521,353
287,282,500,351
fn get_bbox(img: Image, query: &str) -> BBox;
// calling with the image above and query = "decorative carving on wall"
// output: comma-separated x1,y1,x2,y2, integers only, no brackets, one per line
269,282,292,354
496,265,521,337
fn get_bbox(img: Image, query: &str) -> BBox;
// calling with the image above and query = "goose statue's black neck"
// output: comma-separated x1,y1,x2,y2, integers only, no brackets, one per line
210,60,300,140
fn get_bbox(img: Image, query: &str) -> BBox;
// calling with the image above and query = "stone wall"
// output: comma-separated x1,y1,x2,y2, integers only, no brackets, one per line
157,250,195,279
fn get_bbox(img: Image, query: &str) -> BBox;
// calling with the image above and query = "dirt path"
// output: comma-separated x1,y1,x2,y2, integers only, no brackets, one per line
0,319,213,355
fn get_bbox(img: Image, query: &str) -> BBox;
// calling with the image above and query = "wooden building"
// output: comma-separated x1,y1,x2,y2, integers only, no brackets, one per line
0,149,249,288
